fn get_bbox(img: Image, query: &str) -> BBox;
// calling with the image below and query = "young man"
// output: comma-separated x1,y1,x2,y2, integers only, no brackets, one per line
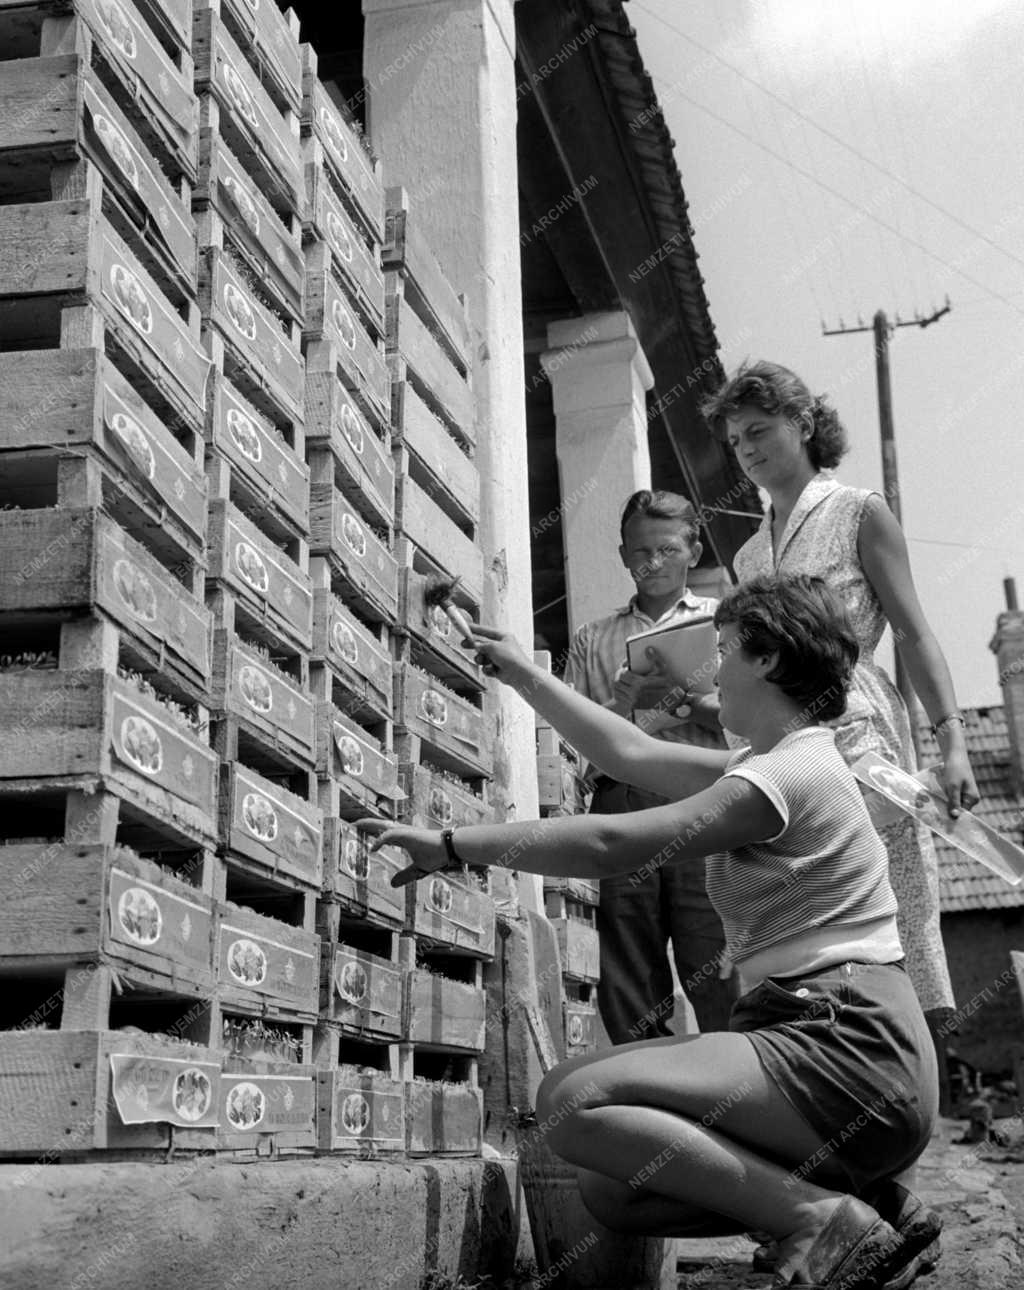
562,490,735,1044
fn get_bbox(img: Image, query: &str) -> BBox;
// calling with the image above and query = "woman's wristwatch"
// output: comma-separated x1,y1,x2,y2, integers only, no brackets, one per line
932,712,965,736
441,828,466,866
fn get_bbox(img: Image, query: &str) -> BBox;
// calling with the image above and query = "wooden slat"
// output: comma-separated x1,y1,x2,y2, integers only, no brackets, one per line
217,0,302,113
328,945,404,1039
397,475,483,605
408,868,495,959
220,762,323,889
308,484,398,622
405,970,485,1050
312,588,393,718
305,372,394,529
317,705,402,806
211,631,315,766
387,287,474,439
552,917,600,983
399,762,494,830
405,1081,481,1155
305,160,385,331
0,193,93,297
304,269,389,419
395,662,490,778
217,1067,317,1151
393,376,479,519
301,56,383,243
216,900,319,1018
316,1068,405,1152
0,51,82,155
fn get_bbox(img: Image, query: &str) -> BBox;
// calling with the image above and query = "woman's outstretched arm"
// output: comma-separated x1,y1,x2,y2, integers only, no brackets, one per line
359,775,781,886
857,494,980,814
470,625,730,799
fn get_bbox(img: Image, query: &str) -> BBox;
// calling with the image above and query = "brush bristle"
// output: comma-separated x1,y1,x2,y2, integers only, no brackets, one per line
423,573,464,608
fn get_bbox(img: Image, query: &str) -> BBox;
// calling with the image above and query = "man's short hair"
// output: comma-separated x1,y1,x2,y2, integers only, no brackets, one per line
619,490,700,545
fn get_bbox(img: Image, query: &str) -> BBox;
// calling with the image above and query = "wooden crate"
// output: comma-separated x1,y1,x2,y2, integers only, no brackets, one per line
73,0,198,182
316,705,403,818
0,190,209,432
312,589,392,721
200,246,305,430
0,669,218,847
305,157,385,332
391,372,478,519
537,753,586,815
407,870,495,959
0,347,207,569
386,278,474,446
0,1030,219,1156
326,944,404,1040
553,917,600,984
192,8,302,214
0,842,215,992
198,0,302,116
394,662,489,779
134,0,191,55
396,565,483,692
404,1080,482,1156
404,970,486,1051
309,488,398,624
316,1067,404,1153
384,188,472,392
0,55,197,298
323,819,406,927
0,507,211,697
305,372,394,530
563,1000,598,1057
220,762,323,890
543,876,600,907
399,762,494,831
216,899,319,1019
211,631,315,768
207,498,313,656
304,267,390,431
195,128,304,325
217,1064,317,1153
300,47,383,244
395,474,484,607
205,369,308,541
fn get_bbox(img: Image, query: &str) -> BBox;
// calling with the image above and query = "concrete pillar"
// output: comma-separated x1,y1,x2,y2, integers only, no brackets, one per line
361,0,540,909
541,311,654,634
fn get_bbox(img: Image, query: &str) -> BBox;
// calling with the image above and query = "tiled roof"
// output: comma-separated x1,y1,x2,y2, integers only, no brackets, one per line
915,706,1024,913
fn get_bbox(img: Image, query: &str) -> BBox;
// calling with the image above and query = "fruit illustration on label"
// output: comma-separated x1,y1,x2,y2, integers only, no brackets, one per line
95,113,138,188
332,619,359,665
120,715,163,775
339,403,364,455
242,792,278,841
341,1093,369,1135
113,559,158,622
223,175,260,235
224,281,257,340
337,959,368,1004
226,406,262,462
341,512,366,558
110,264,153,334
96,0,137,59
331,299,357,351
173,1068,212,1122
117,886,162,945
226,1081,265,1130
234,541,269,593
110,410,156,479
227,936,268,985
238,663,273,713
224,63,259,130
429,877,453,914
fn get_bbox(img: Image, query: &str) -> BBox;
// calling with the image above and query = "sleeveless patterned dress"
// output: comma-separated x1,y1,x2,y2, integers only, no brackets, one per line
733,473,955,1012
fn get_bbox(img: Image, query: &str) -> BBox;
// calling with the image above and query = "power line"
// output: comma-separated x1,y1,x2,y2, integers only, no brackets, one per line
633,1,1024,280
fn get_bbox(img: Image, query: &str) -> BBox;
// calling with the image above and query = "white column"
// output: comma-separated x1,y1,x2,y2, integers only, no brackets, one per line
362,0,540,904
541,312,655,633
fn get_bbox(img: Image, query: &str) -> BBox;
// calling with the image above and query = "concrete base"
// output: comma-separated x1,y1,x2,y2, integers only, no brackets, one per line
0,1155,521,1290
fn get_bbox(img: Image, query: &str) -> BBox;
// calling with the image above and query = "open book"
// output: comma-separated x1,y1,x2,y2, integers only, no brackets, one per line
625,615,717,692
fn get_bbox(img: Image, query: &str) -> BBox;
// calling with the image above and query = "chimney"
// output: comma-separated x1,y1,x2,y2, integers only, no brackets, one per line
990,577,1024,793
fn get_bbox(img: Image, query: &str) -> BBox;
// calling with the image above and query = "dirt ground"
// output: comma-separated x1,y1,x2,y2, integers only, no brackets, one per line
673,1116,1024,1289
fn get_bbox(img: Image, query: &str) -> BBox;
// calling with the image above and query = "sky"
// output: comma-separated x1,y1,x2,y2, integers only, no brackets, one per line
629,0,1024,707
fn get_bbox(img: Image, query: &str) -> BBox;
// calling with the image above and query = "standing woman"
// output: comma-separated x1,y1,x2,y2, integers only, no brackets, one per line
701,360,980,1026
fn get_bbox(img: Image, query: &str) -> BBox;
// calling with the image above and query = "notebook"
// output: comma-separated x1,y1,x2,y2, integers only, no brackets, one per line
625,615,717,692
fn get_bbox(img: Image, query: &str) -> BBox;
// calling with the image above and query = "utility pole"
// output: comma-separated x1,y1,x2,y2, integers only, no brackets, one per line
824,299,951,755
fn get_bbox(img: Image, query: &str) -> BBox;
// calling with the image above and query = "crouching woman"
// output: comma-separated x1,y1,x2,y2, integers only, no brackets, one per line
359,575,939,1290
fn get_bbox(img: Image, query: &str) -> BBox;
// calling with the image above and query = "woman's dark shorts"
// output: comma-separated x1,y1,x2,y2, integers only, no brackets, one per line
730,960,939,1192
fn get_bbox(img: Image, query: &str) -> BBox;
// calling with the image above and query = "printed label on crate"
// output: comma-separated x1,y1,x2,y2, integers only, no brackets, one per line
426,785,455,827
419,689,448,728
110,690,216,809
218,923,317,1006
214,380,307,526
214,255,303,417
322,275,388,404
99,230,208,420
333,727,364,778
416,878,487,945
212,28,300,199
81,0,196,160
323,604,391,706
236,662,273,713
333,952,402,1025
340,511,366,558
310,179,383,326
225,515,312,630
331,617,359,666
330,721,404,802
340,403,363,455
232,767,320,881
566,1013,585,1047
110,1054,219,1126
213,143,303,309
329,1078,404,1147
102,375,206,543
331,298,358,351
330,505,398,614
102,534,210,677
340,832,366,879
220,1073,315,1134
310,84,380,234
107,868,212,971
84,82,195,286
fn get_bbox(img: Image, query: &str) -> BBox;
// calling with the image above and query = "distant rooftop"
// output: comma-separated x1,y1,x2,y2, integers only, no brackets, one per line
916,706,1024,914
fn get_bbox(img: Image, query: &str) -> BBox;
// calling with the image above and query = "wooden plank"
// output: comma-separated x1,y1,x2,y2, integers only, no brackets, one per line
323,818,406,926
201,247,305,427
397,475,484,605
220,762,323,889
393,377,479,519
399,762,494,831
309,484,398,622
0,51,82,155
408,869,495,959
395,662,490,778
216,899,319,1018
207,498,314,654
305,160,385,332
193,9,302,211
553,917,600,983
214,0,302,114
312,589,393,719
386,287,474,440
304,371,394,529
196,129,304,322
405,1081,481,1155
0,193,93,298
327,944,404,1039
217,1066,317,1152
316,1068,405,1152
304,269,389,420
405,970,486,1050
211,631,315,766
206,370,308,538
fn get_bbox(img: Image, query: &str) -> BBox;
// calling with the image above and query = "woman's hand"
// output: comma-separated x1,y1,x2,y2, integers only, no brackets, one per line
356,818,449,887
938,743,981,817
467,623,533,683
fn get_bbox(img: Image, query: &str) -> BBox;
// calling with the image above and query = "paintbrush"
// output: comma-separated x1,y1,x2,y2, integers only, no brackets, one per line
423,574,476,647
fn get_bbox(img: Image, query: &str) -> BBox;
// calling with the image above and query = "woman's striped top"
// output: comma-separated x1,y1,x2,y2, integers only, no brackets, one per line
706,727,899,968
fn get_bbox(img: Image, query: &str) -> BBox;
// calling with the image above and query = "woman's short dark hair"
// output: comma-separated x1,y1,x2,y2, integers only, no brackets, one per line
619,490,700,545
713,574,859,722
700,361,848,470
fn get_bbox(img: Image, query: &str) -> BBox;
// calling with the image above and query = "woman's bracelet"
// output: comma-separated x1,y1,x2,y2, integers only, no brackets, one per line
932,712,965,736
